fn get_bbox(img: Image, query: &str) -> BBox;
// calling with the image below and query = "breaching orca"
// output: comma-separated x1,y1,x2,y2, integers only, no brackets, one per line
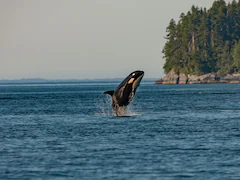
104,70,144,116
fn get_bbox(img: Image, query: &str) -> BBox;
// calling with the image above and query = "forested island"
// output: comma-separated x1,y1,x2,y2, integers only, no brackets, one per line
156,0,240,84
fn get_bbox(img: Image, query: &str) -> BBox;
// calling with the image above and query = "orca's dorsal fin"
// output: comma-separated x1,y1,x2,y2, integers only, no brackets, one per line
104,90,114,96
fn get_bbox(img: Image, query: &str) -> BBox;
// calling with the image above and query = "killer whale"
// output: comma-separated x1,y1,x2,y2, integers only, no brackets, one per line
104,70,144,116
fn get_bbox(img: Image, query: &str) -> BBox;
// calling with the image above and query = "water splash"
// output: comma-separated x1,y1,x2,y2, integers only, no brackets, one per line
95,93,140,117
124,104,141,117
95,94,113,117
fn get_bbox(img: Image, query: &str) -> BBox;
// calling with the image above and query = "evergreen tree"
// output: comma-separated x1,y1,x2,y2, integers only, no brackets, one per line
232,41,240,71
162,19,177,73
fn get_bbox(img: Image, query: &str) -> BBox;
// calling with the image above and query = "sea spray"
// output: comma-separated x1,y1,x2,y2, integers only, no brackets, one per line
125,103,141,117
95,93,113,117
96,93,140,117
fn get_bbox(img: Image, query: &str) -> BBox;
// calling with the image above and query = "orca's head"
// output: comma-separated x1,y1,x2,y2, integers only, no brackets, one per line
125,70,144,89
114,70,144,106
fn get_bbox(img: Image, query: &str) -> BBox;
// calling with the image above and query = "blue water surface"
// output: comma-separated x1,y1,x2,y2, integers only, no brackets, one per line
0,82,240,179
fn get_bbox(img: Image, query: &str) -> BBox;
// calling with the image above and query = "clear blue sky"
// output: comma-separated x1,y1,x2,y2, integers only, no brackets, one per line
1,0,234,79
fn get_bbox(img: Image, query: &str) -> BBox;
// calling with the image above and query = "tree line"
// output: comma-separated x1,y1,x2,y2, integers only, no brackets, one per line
163,0,240,76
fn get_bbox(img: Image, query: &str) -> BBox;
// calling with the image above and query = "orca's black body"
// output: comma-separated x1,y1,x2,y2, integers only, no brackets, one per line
104,70,144,116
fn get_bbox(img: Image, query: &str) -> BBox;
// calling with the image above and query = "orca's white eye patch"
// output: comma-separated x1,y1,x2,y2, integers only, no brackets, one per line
132,73,135,76
128,78,135,84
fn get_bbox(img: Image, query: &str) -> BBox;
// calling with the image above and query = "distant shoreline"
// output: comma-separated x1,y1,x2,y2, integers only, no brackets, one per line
155,69,240,85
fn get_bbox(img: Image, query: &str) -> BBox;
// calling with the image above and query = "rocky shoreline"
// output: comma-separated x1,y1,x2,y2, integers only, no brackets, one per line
155,69,240,84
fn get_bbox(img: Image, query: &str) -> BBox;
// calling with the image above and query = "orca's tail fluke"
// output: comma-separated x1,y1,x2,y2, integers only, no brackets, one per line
103,90,114,96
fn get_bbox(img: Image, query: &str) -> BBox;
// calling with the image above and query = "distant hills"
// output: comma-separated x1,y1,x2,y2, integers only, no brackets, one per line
0,78,157,84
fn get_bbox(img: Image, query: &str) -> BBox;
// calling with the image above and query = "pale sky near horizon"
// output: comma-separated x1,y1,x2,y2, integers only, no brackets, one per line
1,0,234,80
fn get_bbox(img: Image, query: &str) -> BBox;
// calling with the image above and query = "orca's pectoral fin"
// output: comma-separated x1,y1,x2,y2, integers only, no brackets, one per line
103,90,114,96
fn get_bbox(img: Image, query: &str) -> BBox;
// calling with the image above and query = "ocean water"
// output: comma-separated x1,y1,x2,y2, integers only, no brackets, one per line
0,82,240,180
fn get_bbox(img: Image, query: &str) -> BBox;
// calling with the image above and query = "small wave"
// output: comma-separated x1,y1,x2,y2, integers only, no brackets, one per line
220,110,240,112
0,97,14,100
195,92,239,95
